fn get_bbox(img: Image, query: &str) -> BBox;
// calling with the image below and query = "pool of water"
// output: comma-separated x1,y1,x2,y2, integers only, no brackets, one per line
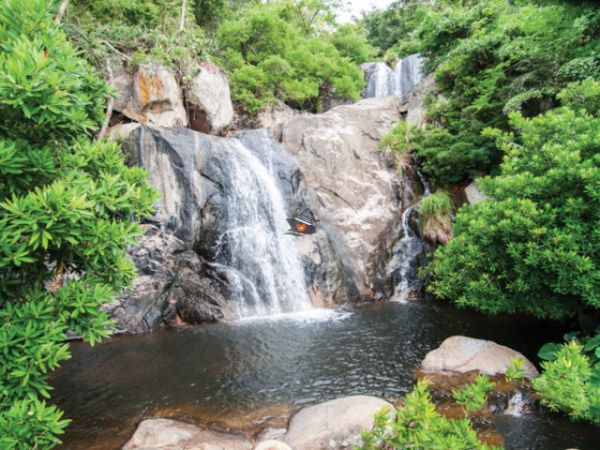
52,301,600,449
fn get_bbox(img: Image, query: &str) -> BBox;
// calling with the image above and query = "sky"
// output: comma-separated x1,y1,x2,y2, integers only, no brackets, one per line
337,0,395,23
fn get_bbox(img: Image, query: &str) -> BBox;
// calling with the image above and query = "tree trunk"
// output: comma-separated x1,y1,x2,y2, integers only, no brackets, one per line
54,0,69,23
179,0,187,32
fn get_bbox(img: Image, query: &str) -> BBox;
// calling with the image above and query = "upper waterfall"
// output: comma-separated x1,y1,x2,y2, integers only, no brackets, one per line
362,54,425,101
213,136,312,317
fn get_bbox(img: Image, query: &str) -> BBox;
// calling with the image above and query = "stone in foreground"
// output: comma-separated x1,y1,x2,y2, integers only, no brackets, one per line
123,418,252,450
421,336,539,377
283,395,394,450
254,440,292,450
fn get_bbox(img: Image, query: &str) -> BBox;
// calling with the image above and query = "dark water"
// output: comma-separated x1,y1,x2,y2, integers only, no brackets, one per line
52,301,600,449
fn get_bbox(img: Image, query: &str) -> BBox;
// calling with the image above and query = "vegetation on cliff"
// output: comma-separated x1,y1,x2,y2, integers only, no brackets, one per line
369,0,600,428
66,0,372,114
0,0,155,446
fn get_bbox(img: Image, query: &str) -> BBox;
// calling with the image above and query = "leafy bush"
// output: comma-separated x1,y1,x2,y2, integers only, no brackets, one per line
358,380,498,450
379,120,416,155
216,1,364,113
0,1,155,447
429,82,600,320
505,358,525,383
381,0,600,185
533,341,600,425
452,374,495,412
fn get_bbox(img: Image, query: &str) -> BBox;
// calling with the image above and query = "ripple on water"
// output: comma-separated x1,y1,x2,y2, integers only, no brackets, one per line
52,301,600,450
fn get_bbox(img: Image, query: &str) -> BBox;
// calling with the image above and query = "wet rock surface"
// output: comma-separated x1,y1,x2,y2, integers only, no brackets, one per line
272,97,407,299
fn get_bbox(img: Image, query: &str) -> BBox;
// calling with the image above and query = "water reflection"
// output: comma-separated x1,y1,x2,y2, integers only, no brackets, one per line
52,301,600,449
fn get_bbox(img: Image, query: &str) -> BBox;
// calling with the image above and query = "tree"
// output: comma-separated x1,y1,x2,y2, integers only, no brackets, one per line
428,80,600,320
394,0,600,185
0,1,155,447
216,0,364,113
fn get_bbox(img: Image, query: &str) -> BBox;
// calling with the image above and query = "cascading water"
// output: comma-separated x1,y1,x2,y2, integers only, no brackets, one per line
364,54,425,101
213,139,311,318
388,169,431,302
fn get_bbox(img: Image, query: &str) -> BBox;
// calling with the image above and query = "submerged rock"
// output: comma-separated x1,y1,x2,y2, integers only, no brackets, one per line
283,396,394,450
186,61,234,135
421,336,539,377
123,418,252,450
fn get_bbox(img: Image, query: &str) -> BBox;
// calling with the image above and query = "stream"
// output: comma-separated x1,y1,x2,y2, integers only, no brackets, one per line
52,301,600,449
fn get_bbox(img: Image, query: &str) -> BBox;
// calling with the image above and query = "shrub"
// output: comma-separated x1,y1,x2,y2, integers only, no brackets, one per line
452,374,495,413
358,380,498,450
505,358,526,382
216,1,364,114
0,1,155,447
383,0,600,185
429,82,600,320
533,341,600,425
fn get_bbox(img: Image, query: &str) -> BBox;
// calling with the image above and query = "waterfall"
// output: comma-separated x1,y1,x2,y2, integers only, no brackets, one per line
388,169,431,302
213,139,311,318
363,54,425,101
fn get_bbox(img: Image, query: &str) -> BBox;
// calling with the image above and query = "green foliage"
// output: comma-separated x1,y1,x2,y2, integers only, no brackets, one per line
0,1,156,447
216,1,364,113
419,191,454,245
65,0,210,73
357,380,498,450
383,0,600,185
361,0,429,56
533,341,600,425
505,358,525,383
419,192,453,222
429,84,600,319
329,24,375,64
379,120,416,155
452,374,495,412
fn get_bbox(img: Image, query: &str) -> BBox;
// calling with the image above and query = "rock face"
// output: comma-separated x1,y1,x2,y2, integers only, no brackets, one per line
116,95,429,331
115,62,188,128
186,61,234,135
123,418,252,450
107,224,229,333
421,336,539,377
272,97,406,298
465,181,487,204
283,396,394,450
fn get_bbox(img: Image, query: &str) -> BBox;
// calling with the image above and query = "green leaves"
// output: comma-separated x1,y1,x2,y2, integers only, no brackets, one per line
0,1,155,447
533,341,600,425
452,374,495,412
538,343,562,361
358,380,498,450
216,1,364,114
429,88,600,320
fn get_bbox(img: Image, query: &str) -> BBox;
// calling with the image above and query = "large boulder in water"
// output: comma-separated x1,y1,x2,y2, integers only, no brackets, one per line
123,418,252,449
186,61,234,135
421,336,539,377
272,97,405,298
283,396,394,450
